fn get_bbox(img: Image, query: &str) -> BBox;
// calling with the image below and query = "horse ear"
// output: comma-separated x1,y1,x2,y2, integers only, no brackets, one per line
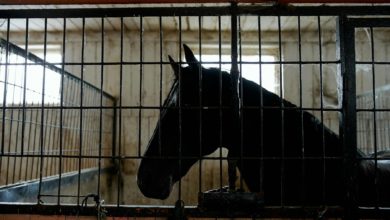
183,44,199,69
168,55,180,78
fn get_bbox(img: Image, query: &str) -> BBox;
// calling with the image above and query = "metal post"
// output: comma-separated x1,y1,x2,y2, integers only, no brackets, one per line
337,15,358,220
228,1,240,192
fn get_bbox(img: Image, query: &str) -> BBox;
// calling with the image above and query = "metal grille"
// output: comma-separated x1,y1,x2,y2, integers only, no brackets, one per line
0,38,116,203
357,86,390,155
0,4,389,219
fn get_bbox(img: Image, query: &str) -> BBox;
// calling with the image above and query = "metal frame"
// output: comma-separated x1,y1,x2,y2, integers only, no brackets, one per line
346,17,390,219
0,4,389,219
0,5,389,18
0,0,390,5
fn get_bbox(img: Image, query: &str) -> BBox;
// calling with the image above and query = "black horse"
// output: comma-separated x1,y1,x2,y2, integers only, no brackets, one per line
137,44,390,206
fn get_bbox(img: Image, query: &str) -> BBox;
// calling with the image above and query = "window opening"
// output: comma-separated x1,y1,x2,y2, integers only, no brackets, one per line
0,44,62,105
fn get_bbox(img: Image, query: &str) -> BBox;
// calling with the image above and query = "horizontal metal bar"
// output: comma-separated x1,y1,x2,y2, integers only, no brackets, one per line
0,60,342,66
0,0,249,4
0,5,390,18
278,0,390,3
356,109,390,112
0,6,231,18
0,105,345,113
348,17,390,27
0,153,345,160
0,204,387,218
0,0,389,4
355,61,390,65
0,203,383,219
0,203,345,218
239,5,390,16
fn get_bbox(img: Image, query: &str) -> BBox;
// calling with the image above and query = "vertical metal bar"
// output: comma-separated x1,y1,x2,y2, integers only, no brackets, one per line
229,1,239,192
137,16,143,158
52,105,59,179
7,53,19,184
0,42,5,184
57,17,66,205
30,106,40,180
369,26,379,209
111,63,117,180
85,89,94,170
89,90,97,170
63,78,69,173
1,18,10,165
257,14,264,196
317,16,326,204
117,16,124,207
29,109,39,180
218,15,223,191
277,15,285,206
37,17,48,204
16,95,23,183
67,78,77,174
238,15,244,189
198,15,203,195
337,16,358,220
83,89,90,170
98,16,105,198
158,16,163,159
44,101,54,178
297,15,306,204
24,102,34,181
112,103,117,163
27,108,32,180
51,106,58,178
156,17,162,158
77,17,85,205
155,17,163,179
11,66,21,184
19,18,29,183
21,18,29,157
178,15,183,201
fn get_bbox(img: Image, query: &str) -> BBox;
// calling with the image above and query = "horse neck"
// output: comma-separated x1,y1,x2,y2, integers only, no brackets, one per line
197,71,237,152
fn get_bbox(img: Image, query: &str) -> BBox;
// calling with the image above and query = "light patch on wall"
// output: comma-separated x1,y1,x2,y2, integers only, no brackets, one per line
195,54,277,93
0,44,62,105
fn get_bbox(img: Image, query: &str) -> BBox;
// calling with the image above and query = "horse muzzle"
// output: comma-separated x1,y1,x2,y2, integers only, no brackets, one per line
137,166,174,200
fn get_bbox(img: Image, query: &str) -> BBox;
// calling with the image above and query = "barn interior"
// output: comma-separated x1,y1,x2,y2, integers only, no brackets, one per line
0,1,389,219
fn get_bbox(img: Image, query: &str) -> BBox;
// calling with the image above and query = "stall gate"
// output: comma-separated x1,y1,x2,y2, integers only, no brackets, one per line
0,4,389,219
357,86,390,155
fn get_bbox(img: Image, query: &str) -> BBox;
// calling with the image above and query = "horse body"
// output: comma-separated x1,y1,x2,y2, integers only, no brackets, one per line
137,44,390,206
231,77,344,205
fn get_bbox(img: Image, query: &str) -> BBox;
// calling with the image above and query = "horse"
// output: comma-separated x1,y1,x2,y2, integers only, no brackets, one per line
137,44,390,206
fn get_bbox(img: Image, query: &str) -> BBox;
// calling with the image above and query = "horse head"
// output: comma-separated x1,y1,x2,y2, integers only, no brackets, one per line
137,44,232,199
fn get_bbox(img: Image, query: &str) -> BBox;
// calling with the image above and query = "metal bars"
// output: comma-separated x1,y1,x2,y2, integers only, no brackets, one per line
357,87,390,154
352,18,390,216
337,15,358,219
0,34,116,204
0,4,389,219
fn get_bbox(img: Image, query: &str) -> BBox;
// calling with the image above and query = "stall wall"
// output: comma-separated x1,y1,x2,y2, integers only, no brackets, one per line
2,26,390,206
